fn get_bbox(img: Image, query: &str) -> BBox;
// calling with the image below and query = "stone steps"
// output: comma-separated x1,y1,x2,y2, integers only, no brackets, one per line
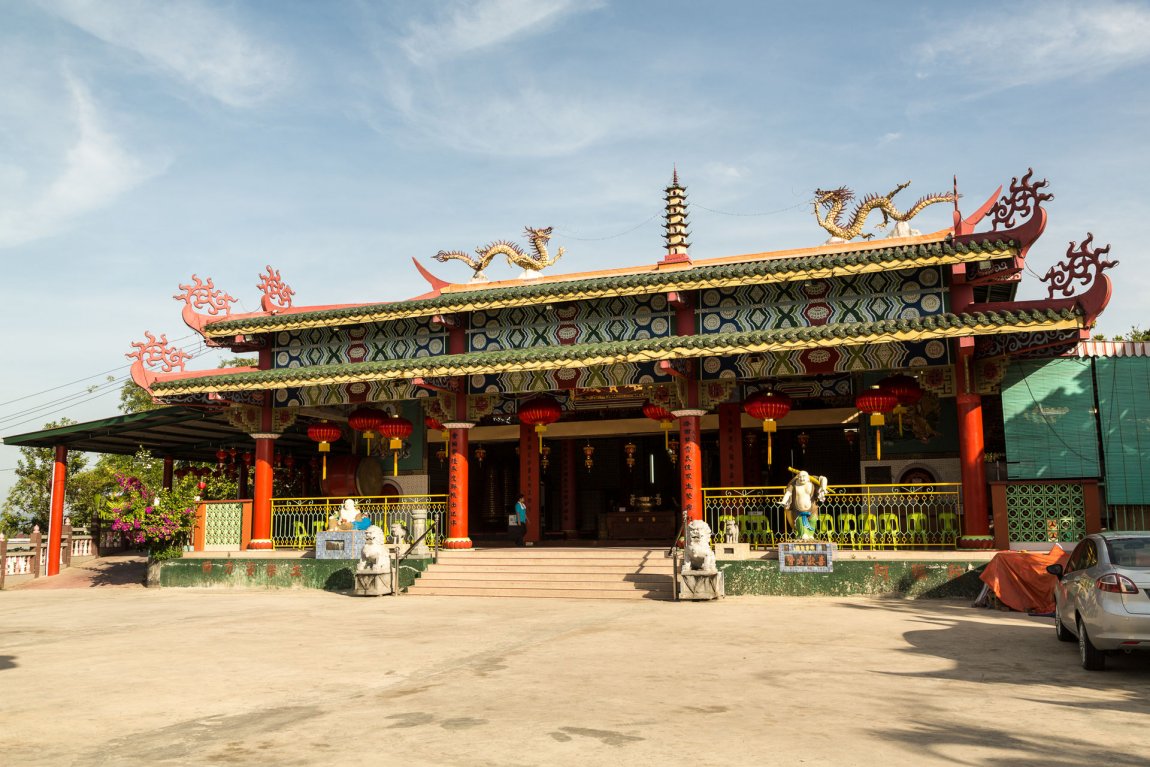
407,547,676,600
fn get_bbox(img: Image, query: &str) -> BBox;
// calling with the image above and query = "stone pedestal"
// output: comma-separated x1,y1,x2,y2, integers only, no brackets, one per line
354,570,393,596
315,530,366,560
678,571,724,600
713,541,752,560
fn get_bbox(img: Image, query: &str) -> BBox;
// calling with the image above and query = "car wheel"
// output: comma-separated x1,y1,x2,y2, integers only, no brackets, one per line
1054,606,1074,642
1077,616,1106,671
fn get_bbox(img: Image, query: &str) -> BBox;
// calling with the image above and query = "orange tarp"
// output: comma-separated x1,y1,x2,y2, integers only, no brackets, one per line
979,546,1070,613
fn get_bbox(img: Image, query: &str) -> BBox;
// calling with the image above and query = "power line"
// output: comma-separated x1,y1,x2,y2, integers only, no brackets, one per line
693,199,815,217
0,375,129,428
0,386,123,434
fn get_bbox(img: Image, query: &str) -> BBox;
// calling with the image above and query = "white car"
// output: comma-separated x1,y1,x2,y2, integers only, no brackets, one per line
1047,532,1150,670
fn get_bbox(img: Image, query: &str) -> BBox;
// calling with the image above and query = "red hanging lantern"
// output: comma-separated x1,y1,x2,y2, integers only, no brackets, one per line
348,406,387,455
878,374,923,436
215,448,228,467
855,386,899,461
518,395,562,452
378,413,414,475
744,390,792,466
424,415,449,458
642,401,677,450
307,421,342,480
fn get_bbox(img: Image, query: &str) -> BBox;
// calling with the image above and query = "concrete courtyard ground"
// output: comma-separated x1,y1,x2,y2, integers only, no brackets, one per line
2,561,1148,766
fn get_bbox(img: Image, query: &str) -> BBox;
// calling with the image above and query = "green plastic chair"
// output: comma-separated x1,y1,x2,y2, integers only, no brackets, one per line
815,512,835,539
837,513,859,547
938,512,959,544
860,513,879,548
906,512,929,545
736,514,775,547
878,512,901,548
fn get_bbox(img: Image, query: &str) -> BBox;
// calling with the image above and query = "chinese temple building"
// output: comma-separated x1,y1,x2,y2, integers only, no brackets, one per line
7,168,1124,574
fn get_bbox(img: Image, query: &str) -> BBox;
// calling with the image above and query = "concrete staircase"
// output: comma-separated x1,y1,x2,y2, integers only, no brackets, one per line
406,547,676,600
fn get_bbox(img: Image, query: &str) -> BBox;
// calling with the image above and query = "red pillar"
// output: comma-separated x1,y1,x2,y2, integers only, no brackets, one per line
248,434,277,549
561,440,578,538
955,341,991,548
162,456,174,491
519,422,541,544
674,409,706,522
718,403,744,487
443,422,474,549
47,445,67,576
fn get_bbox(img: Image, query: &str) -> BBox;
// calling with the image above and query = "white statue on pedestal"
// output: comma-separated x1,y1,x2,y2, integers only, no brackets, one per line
781,470,829,541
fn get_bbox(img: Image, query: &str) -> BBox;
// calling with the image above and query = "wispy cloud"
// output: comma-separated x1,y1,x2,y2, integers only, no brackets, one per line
0,76,165,248
398,0,602,66
39,0,290,107
916,1,1150,93
362,0,678,157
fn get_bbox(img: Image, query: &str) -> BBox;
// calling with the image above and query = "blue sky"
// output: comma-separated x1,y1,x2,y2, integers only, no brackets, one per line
3,0,1149,498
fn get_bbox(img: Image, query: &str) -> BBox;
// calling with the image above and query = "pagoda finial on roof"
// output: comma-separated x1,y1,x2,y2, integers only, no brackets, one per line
660,168,691,266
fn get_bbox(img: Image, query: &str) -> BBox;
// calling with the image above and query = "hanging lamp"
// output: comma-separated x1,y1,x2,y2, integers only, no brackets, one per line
855,386,898,461
878,374,923,436
348,407,387,455
306,421,342,481
518,395,562,452
642,401,676,450
377,413,414,476
743,390,793,466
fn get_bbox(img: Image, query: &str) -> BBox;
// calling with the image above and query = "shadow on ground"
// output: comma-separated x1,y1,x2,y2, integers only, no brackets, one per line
85,558,147,587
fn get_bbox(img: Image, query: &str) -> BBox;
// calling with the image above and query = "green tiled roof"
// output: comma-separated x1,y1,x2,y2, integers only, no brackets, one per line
202,237,1016,337
153,306,1074,395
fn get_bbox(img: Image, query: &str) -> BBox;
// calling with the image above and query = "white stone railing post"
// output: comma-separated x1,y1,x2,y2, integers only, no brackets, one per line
408,509,431,558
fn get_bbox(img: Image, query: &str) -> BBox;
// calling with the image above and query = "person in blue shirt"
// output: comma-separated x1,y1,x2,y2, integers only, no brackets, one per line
512,494,527,547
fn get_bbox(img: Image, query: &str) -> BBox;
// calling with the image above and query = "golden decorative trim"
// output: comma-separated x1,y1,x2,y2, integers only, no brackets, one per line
203,249,1014,338
160,315,1079,395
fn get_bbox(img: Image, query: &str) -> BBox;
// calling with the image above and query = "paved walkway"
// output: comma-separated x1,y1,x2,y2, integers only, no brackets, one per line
1,586,1147,766
9,554,147,590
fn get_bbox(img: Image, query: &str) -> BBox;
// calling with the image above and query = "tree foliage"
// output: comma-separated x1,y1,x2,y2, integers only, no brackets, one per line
1092,325,1150,342
1,419,88,535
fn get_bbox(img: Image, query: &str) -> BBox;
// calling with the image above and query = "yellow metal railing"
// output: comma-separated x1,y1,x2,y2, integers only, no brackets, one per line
271,494,447,550
703,483,962,550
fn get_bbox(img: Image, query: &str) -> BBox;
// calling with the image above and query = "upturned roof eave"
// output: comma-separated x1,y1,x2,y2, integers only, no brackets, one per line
153,308,1079,396
200,232,1017,339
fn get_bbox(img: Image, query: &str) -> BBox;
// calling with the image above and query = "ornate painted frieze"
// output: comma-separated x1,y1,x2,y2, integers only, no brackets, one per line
469,359,669,397
696,267,946,334
701,339,949,380
272,319,446,370
974,328,1083,360
273,380,428,408
469,293,673,353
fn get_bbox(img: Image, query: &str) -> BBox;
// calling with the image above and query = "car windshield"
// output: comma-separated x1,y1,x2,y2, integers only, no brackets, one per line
1105,537,1150,568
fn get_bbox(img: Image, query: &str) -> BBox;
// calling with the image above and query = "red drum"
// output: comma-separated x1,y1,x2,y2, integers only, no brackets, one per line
321,455,385,497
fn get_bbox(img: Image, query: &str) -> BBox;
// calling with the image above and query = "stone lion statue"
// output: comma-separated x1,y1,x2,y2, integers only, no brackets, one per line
683,519,716,574
357,525,390,573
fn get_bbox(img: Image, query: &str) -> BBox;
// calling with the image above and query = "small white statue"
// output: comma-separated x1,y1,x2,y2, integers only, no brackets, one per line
357,525,390,574
389,522,407,546
682,519,717,574
723,518,740,545
340,499,358,524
